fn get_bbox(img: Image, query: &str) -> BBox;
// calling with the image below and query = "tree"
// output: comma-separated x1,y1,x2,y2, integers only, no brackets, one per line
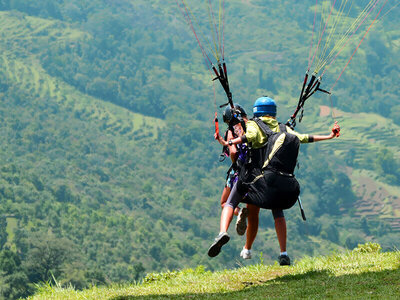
374,148,400,184
0,217,7,250
320,220,339,243
0,249,32,300
23,232,82,284
344,233,364,250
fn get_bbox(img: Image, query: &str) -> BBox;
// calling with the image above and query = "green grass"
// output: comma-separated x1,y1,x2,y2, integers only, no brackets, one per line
29,243,400,299
5,216,18,250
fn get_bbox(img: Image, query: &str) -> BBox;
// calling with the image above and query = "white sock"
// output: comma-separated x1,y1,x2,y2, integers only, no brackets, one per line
280,251,288,256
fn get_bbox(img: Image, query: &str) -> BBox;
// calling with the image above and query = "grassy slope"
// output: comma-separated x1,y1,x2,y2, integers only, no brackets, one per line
29,244,400,299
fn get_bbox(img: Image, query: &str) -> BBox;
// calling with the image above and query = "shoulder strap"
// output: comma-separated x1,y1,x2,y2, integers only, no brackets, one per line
253,117,274,137
278,123,287,133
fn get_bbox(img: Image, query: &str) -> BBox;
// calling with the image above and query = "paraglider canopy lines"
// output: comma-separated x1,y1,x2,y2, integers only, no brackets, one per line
318,0,383,76
221,0,226,60
377,0,400,21
307,0,319,71
293,0,394,126
176,0,220,99
176,1,231,108
176,0,212,66
309,0,338,74
178,0,225,65
315,0,352,73
308,0,386,77
207,0,223,62
330,0,388,92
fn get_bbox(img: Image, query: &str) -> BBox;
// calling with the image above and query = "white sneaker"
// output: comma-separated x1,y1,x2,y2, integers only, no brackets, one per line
235,207,248,236
240,247,252,259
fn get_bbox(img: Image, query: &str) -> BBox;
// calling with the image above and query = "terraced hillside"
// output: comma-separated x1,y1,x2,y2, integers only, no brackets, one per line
308,106,400,230
0,12,164,138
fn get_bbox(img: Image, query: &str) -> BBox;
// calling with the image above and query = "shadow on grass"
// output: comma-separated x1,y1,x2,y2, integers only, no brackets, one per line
111,266,400,299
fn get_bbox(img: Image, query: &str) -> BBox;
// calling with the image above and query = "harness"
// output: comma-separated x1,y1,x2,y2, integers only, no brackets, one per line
222,127,247,182
252,119,307,219
249,118,300,177
235,118,305,213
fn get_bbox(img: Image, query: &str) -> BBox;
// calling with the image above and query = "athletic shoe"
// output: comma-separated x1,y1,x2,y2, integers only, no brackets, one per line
207,232,230,257
278,254,291,266
240,247,252,259
235,207,248,236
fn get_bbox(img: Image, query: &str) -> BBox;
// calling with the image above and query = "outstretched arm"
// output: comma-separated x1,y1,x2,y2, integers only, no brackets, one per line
311,132,336,142
310,121,340,142
218,122,341,145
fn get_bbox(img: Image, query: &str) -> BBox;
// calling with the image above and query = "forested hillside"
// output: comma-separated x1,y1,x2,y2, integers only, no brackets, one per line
0,1,399,299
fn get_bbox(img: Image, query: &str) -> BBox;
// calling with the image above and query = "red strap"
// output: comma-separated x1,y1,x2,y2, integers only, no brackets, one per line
214,112,220,140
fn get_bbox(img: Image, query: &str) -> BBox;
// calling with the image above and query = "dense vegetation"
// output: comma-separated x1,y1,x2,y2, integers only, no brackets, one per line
0,1,398,298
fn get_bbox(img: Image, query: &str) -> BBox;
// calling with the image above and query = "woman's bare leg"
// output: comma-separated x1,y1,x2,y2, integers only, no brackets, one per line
220,205,234,233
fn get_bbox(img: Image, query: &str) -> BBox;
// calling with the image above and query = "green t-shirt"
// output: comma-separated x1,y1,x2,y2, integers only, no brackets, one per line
245,116,310,149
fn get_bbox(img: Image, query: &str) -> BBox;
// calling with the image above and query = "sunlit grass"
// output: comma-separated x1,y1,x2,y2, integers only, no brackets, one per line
29,243,400,300
5,216,18,251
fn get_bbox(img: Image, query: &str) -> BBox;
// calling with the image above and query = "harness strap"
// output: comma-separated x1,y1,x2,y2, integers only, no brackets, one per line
225,162,238,180
214,112,220,139
265,167,294,177
253,117,274,137
278,123,287,133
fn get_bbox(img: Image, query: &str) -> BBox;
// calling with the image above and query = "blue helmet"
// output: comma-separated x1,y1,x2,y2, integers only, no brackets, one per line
253,96,277,117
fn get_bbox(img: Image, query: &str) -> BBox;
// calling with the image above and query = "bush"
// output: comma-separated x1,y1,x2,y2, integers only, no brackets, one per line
353,242,382,253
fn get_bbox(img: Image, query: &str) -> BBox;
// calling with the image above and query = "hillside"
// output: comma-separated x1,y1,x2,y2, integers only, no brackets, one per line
28,243,400,299
0,1,399,299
